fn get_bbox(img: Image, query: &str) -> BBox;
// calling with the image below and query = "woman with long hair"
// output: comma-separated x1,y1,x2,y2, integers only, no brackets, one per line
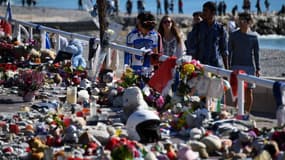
158,15,185,58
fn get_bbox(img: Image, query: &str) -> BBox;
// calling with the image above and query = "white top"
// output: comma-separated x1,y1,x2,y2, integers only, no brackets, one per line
162,37,184,58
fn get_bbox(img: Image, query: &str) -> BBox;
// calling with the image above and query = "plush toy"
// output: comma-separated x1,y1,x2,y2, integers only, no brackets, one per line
65,39,87,69
122,86,148,121
40,49,56,63
28,137,48,160
28,48,41,63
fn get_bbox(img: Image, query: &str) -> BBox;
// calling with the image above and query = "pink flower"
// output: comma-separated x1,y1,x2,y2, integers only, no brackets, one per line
156,96,165,109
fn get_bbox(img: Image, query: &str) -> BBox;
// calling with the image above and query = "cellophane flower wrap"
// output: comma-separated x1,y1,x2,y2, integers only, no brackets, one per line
17,69,45,93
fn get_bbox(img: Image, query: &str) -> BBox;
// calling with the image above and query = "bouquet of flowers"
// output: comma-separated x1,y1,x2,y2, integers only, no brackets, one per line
176,59,204,96
117,67,138,88
17,69,45,93
105,137,143,160
179,59,204,81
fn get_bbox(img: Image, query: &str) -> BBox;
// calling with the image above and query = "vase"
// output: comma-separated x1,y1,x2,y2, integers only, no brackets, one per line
23,91,36,102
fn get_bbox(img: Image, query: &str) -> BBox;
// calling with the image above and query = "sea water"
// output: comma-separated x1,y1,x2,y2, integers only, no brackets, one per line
259,35,285,51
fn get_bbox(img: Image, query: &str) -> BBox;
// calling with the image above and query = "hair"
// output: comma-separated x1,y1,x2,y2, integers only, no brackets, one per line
158,15,182,44
238,12,253,22
193,11,202,17
203,1,217,14
137,11,156,31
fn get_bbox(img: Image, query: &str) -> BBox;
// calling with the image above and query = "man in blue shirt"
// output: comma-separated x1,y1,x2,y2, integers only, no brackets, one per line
186,1,229,69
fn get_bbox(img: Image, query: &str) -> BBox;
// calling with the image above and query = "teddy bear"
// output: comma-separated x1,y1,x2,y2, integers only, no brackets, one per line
28,137,48,160
122,86,148,121
65,39,87,69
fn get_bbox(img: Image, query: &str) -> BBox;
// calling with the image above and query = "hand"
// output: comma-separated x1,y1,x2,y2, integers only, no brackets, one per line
255,70,260,77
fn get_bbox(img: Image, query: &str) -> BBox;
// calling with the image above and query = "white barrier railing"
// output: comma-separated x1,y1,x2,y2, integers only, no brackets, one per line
1,16,284,116
204,65,279,115
0,16,145,58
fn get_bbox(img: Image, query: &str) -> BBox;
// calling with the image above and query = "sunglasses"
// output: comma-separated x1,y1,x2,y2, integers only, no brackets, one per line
239,19,249,23
163,20,172,24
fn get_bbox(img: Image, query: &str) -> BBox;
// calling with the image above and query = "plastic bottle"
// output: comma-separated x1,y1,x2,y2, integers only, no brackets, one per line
90,100,98,117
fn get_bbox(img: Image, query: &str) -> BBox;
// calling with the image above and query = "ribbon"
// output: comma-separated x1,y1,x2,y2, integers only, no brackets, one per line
230,70,247,101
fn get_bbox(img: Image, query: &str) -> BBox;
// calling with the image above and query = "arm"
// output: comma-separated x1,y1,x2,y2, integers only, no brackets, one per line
175,42,184,58
186,24,199,59
253,36,260,77
219,27,229,69
157,32,163,55
228,32,233,68
124,33,133,65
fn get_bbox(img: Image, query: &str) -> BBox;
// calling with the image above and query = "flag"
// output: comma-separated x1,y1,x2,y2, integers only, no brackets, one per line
5,0,12,21
148,56,177,93
45,32,51,49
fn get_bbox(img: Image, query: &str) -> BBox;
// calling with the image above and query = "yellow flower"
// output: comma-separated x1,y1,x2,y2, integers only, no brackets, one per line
182,64,195,76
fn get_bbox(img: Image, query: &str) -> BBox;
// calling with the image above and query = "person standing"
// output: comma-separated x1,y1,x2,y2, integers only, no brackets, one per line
186,1,229,69
231,4,238,16
22,0,25,6
157,0,162,15
255,0,262,15
126,0,132,16
164,0,169,15
169,0,174,14
32,0,37,6
78,0,83,10
178,0,183,14
137,0,145,14
264,0,270,13
114,0,119,15
222,0,227,16
158,15,185,58
242,0,251,12
0,0,7,5
218,1,223,16
124,12,159,72
27,0,32,6
185,11,203,53
228,12,260,115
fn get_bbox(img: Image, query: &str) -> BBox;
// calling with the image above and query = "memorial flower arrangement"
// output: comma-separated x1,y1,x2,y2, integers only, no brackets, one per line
17,69,45,93
179,59,204,82
118,67,138,88
176,59,204,96
106,137,144,160
145,88,165,111
0,63,18,80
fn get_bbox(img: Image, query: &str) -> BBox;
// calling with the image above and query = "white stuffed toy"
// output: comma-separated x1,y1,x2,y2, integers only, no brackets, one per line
122,86,148,121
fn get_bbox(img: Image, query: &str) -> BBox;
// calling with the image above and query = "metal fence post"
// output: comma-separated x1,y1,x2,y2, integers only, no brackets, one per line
237,77,245,115
40,30,46,50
